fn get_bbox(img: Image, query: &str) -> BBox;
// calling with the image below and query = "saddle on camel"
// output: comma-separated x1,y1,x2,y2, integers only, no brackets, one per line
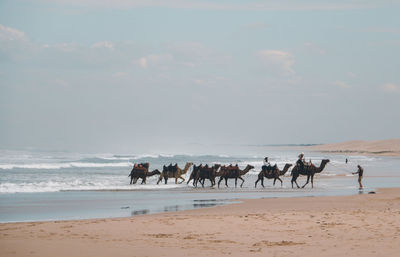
133,163,149,170
261,164,277,175
166,163,178,174
296,153,312,173
223,164,239,175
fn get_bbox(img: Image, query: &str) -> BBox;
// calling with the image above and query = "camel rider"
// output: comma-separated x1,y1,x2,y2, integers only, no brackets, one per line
263,157,270,166
297,153,305,171
263,157,274,175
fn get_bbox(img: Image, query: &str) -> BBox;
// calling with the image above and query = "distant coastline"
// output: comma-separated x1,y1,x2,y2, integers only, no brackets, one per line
308,139,400,157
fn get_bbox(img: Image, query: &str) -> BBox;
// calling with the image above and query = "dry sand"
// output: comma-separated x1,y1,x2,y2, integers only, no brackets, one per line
1,188,400,257
309,139,400,156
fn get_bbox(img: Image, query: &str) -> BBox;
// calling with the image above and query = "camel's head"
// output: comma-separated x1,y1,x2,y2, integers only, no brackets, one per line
152,169,161,174
247,164,255,170
322,159,330,164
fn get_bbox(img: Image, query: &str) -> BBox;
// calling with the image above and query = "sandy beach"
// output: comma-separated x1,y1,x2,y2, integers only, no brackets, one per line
1,187,399,257
309,139,400,157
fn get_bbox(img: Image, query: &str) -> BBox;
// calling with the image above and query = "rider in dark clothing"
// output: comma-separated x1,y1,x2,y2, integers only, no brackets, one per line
352,165,364,189
296,153,305,171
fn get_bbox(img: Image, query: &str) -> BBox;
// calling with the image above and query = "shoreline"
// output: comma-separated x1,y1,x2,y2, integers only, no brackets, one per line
1,187,399,256
308,139,400,157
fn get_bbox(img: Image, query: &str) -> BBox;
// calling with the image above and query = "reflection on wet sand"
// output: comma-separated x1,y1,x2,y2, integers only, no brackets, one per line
130,199,228,216
131,209,149,216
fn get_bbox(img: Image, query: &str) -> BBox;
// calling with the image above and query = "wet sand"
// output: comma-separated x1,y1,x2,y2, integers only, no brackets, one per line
1,188,400,257
309,139,400,156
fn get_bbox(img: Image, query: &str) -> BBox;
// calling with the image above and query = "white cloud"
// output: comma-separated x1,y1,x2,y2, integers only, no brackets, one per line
112,72,129,79
0,24,29,47
0,24,36,60
364,27,400,34
347,72,357,78
380,83,400,93
91,41,114,50
136,53,174,69
333,81,351,89
257,50,295,75
0,24,28,42
304,42,326,55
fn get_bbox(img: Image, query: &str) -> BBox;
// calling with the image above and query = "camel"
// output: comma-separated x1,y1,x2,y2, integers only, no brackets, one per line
196,164,221,187
129,169,161,184
128,163,150,184
291,159,330,188
255,163,292,188
187,164,202,187
217,164,254,188
157,162,193,184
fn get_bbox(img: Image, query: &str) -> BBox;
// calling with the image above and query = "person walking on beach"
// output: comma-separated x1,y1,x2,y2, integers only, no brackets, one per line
352,165,364,189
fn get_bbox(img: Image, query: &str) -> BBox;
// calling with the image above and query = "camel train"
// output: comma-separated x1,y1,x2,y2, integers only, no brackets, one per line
128,156,330,189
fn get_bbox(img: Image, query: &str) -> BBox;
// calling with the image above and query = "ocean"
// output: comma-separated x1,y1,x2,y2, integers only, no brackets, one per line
1,146,399,222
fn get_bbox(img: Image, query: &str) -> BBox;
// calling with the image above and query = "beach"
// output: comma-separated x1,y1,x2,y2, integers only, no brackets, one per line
309,139,400,157
1,187,399,257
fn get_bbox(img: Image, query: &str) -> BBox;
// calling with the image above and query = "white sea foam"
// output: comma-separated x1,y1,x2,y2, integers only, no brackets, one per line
0,162,131,170
0,180,183,193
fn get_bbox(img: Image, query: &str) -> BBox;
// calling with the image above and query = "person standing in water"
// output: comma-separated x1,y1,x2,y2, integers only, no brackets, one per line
352,165,364,189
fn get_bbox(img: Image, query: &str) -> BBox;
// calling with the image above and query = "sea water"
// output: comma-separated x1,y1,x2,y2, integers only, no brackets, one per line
1,146,399,222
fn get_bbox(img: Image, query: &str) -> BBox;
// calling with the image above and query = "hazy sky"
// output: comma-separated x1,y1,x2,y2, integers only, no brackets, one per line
1,0,399,153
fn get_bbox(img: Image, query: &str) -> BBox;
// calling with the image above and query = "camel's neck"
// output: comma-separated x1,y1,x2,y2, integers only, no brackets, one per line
240,166,252,175
280,164,291,175
182,163,192,174
147,170,159,176
316,161,328,173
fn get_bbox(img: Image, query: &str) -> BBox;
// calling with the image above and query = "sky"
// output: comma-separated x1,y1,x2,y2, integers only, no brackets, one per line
0,0,399,153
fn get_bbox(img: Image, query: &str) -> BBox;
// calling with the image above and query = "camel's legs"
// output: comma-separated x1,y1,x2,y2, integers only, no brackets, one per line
291,176,300,188
157,175,163,185
211,178,216,187
275,177,283,186
218,177,223,188
311,175,314,188
239,177,245,188
255,178,260,188
302,175,310,188
164,177,168,184
235,178,238,188
225,178,229,187
141,178,146,184
178,176,185,184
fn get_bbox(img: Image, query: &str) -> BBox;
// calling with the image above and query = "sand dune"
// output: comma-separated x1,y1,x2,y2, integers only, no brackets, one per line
1,188,400,257
309,139,400,156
